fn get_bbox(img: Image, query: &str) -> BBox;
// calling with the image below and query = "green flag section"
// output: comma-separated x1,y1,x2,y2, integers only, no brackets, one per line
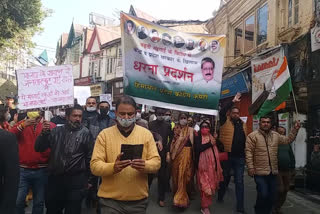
257,56,292,117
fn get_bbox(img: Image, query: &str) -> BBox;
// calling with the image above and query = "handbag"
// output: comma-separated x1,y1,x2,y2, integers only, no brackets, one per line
218,152,228,161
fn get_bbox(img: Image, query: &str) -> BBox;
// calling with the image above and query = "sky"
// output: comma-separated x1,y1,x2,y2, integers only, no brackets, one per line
32,0,221,64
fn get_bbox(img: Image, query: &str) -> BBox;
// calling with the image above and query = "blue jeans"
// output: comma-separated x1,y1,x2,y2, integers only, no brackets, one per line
15,167,48,214
254,174,277,214
218,157,245,211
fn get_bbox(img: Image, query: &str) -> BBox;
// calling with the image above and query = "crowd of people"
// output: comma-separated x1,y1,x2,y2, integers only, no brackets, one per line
0,93,302,214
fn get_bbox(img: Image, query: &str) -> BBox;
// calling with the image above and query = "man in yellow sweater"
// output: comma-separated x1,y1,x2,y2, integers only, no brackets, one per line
90,95,160,214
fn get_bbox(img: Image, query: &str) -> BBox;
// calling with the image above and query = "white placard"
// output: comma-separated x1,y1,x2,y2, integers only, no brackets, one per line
240,117,248,123
99,94,112,105
74,86,91,106
17,65,74,110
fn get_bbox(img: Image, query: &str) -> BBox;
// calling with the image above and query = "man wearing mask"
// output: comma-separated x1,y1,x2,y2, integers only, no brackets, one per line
136,108,148,129
35,105,94,214
0,105,19,214
246,116,300,214
218,93,247,213
10,111,56,214
91,95,160,214
148,108,173,207
83,96,99,125
51,108,67,126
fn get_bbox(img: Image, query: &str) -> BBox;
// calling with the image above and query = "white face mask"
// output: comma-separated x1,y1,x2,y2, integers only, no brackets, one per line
117,116,136,128
86,106,96,112
5,113,11,121
179,119,188,126
58,110,66,118
164,116,171,122
136,112,142,119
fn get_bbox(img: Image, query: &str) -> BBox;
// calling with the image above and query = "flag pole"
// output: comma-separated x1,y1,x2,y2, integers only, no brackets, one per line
291,88,299,117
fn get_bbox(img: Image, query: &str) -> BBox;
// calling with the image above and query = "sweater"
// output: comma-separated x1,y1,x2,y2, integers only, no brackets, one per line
90,125,161,201
10,121,56,168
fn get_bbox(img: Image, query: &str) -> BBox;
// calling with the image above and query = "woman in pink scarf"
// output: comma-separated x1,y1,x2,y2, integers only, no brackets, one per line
194,120,223,214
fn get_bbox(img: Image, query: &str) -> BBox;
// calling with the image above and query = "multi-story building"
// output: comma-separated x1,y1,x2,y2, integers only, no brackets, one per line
207,0,320,190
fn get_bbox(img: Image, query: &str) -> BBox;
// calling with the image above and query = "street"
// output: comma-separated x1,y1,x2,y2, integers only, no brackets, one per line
25,174,320,214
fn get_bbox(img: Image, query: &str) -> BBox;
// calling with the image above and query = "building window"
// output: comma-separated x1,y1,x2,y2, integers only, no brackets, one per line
107,59,110,74
110,58,113,73
288,0,293,27
98,60,101,77
294,0,299,25
89,62,92,76
244,15,255,53
257,4,268,45
234,24,243,57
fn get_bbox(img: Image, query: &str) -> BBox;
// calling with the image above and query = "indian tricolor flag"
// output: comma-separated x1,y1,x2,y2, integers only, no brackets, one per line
257,56,292,117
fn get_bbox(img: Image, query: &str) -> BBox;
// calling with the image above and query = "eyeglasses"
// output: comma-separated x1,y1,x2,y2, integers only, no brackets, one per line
201,125,209,128
87,102,96,105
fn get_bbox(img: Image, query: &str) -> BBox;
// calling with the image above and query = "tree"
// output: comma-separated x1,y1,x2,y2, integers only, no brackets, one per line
0,0,47,61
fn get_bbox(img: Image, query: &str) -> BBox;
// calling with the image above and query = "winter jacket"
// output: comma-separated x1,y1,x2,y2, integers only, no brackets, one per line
34,124,94,176
278,144,295,170
246,128,298,176
219,101,247,155
0,129,19,214
84,114,115,140
10,121,56,168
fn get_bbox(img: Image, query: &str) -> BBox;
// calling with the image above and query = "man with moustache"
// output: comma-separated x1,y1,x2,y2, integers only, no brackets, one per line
91,96,160,214
246,116,300,214
35,105,94,214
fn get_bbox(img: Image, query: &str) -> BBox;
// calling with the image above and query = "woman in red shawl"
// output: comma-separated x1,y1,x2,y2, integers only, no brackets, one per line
194,120,223,214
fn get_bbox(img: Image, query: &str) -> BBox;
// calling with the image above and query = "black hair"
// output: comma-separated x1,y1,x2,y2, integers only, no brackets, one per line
178,112,188,119
277,126,287,134
0,104,8,123
97,101,110,109
200,120,211,128
231,106,240,111
66,105,84,117
201,57,215,69
155,107,166,114
86,96,97,104
115,95,137,111
259,115,272,121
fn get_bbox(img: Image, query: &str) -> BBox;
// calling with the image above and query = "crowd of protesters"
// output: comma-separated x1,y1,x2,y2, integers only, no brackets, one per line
0,93,302,214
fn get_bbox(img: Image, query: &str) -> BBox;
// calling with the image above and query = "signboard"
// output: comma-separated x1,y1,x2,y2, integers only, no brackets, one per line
121,13,225,115
251,47,283,103
220,72,249,99
74,86,91,106
100,94,112,105
17,65,74,110
74,77,92,86
311,25,320,52
90,84,102,96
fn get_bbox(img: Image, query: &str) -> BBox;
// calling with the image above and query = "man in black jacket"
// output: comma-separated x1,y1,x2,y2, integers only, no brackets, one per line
0,110,19,214
148,108,173,207
218,93,247,214
35,105,94,214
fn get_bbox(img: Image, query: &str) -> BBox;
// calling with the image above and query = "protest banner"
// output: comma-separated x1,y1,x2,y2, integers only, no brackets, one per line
74,86,91,106
100,94,112,105
121,13,226,115
17,65,74,110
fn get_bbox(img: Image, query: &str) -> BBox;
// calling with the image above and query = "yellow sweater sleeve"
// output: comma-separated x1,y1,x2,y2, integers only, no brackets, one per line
90,133,115,176
144,131,161,174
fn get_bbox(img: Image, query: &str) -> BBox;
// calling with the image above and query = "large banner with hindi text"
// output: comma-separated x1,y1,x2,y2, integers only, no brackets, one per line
17,65,74,110
121,13,225,115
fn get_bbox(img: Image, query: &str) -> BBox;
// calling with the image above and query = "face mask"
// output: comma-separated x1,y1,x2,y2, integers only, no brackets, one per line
164,116,171,122
98,109,109,117
201,127,210,135
86,106,96,112
5,113,11,121
117,116,136,128
136,112,142,119
157,116,164,121
68,120,81,130
58,110,66,118
179,119,188,126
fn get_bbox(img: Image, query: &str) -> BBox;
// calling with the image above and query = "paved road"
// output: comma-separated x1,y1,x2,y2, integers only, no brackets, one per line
26,175,320,214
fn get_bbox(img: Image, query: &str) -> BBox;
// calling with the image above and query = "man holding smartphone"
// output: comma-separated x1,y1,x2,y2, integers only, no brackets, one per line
90,96,160,214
